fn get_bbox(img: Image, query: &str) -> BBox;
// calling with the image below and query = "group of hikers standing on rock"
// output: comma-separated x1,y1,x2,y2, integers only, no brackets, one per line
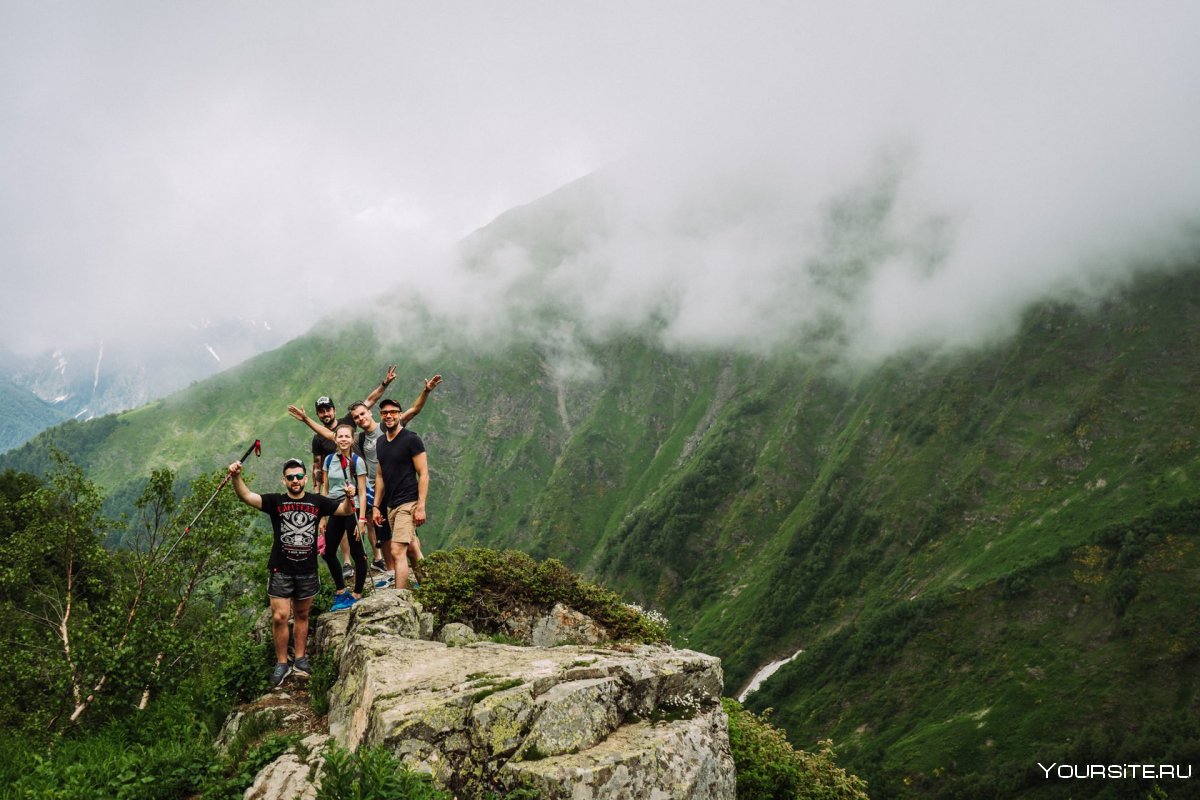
227,366,442,688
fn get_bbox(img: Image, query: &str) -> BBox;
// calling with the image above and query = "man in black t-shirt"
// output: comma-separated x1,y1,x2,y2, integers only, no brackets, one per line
230,457,356,688
371,397,430,591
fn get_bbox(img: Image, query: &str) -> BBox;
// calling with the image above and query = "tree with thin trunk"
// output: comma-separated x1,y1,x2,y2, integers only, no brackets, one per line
0,453,257,732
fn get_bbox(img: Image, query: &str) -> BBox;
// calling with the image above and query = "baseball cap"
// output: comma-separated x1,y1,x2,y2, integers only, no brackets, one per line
315,396,334,409
282,458,306,474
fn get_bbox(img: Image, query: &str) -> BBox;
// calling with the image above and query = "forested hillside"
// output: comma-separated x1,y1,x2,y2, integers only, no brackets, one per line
6,248,1198,796
0,377,67,452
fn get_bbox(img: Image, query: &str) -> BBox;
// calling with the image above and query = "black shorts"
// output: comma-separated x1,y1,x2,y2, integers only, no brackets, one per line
374,506,392,544
268,571,320,600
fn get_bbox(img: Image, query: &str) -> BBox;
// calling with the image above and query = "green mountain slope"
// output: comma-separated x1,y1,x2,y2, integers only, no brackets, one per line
5,250,1198,794
0,378,68,453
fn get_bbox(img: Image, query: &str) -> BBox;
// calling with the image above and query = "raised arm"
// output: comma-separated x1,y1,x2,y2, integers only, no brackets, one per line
362,365,398,410
229,462,263,510
288,405,335,442
399,374,442,425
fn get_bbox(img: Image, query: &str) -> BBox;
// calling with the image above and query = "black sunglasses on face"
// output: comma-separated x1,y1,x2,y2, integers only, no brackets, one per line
285,473,306,481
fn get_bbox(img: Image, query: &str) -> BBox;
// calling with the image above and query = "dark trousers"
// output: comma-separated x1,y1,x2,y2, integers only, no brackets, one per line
322,515,367,594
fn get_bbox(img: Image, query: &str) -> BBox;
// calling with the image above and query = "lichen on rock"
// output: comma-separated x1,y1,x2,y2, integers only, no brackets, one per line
233,590,734,799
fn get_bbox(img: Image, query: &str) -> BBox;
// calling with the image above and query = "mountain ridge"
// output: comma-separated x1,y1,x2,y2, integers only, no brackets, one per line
0,315,286,453
3,193,1198,794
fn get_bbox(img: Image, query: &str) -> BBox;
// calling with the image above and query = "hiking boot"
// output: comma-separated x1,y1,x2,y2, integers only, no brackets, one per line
270,662,292,689
373,571,395,589
292,656,312,677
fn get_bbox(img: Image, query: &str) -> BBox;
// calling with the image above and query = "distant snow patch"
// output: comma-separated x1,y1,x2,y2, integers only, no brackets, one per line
93,342,103,389
738,649,805,703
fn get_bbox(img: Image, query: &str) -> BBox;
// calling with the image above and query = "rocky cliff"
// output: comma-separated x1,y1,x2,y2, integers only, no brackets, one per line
225,591,736,799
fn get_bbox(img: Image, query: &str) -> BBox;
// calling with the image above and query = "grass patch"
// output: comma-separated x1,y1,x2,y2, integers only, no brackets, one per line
308,651,339,717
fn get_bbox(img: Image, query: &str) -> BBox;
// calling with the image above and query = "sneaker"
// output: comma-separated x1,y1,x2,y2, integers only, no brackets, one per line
371,558,387,573
270,662,292,689
342,562,355,579
373,571,395,589
292,656,312,677
330,592,353,611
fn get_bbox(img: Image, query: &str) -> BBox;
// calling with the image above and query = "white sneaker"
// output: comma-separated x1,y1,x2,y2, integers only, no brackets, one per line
373,571,395,589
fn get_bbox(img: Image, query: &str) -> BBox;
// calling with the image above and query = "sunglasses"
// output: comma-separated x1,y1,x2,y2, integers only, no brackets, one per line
284,473,306,481
379,409,401,416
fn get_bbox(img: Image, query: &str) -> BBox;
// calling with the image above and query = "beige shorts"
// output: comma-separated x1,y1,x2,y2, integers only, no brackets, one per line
387,501,419,544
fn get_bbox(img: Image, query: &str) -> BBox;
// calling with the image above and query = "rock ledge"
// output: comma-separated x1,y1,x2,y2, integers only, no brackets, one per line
234,591,735,799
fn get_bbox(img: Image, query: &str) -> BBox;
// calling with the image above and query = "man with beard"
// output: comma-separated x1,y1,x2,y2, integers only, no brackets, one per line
307,365,398,488
230,457,357,688
371,396,430,592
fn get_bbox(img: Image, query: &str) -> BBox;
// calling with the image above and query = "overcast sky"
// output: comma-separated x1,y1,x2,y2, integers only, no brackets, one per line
3,2,1199,362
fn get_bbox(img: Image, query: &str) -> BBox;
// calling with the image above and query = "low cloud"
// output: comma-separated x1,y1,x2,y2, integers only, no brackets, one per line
3,3,1199,368
394,4,1200,367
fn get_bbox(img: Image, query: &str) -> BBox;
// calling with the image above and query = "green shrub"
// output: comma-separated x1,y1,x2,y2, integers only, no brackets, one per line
414,548,669,643
0,716,218,800
722,698,869,800
216,632,273,706
201,733,297,800
308,651,339,716
316,743,453,800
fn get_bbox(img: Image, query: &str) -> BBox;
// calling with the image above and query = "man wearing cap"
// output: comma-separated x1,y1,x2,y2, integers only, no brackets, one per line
308,365,398,487
230,457,357,688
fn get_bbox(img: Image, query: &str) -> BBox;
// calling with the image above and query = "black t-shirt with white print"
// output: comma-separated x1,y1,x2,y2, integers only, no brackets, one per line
260,492,342,575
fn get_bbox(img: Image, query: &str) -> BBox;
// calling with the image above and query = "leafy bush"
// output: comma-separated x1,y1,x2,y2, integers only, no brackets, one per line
317,743,453,800
0,696,218,800
414,548,669,643
722,698,869,800
214,630,273,706
200,733,297,800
